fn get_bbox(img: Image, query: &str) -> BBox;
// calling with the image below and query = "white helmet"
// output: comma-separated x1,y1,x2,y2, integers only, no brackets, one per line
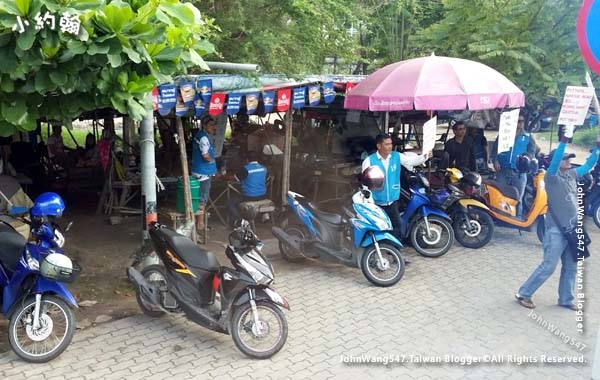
40,253,73,281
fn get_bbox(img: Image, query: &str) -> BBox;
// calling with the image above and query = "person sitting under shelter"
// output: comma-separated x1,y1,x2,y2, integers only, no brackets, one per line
227,151,268,224
444,121,475,171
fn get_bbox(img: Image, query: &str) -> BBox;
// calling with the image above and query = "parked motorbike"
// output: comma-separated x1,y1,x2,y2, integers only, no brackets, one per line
472,160,547,243
128,220,288,359
0,192,80,362
272,166,405,287
428,168,494,249
398,165,455,257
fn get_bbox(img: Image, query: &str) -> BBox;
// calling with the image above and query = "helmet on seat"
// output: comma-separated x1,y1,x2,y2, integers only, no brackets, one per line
30,192,65,218
361,166,385,192
516,154,532,174
462,171,482,188
460,171,482,195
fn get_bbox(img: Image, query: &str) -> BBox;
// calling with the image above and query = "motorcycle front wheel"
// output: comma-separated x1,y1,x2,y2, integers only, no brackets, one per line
8,295,75,363
361,243,405,287
452,208,494,249
410,216,455,257
230,300,288,359
136,265,168,317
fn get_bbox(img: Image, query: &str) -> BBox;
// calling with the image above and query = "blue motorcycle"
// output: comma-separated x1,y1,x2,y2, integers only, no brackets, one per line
271,184,405,287
399,166,455,258
0,192,80,362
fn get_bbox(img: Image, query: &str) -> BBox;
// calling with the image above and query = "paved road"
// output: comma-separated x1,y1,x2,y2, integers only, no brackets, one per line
1,225,599,380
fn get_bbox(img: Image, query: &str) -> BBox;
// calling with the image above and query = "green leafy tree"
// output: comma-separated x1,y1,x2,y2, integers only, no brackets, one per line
408,0,586,108
193,0,365,75
0,0,216,135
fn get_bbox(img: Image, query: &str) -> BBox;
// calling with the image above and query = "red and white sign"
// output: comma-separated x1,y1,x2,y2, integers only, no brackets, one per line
208,93,226,116
557,86,594,126
277,89,291,112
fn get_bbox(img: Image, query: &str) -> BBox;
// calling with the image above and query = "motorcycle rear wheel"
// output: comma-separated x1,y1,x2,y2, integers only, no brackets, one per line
136,265,168,317
453,208,494,249
8,295,75,363
278,223,307,262
360,243,405,287
410,216,455,257
231,300,288,359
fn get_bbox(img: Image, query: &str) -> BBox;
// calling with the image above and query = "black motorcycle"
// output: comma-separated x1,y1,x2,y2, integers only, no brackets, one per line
128,220,289,359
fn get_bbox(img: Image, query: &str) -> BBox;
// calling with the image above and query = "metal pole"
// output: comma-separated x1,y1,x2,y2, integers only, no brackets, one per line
205,61,260,72
140,98,157,241
281,109,293,206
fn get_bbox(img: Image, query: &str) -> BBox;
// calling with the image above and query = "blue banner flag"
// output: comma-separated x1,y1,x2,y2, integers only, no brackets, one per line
246,92,260,114
157,84,177,116
197,79,212,104
322,82,335,104
227,93,242,115
262,91,275,113
292,87,306,109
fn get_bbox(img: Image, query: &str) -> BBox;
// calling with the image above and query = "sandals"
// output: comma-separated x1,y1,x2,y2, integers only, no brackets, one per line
515,294,536,309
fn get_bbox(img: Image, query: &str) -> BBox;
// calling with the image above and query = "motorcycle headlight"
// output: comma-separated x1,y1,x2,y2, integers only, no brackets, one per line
53,229,65,248
24,247,39,271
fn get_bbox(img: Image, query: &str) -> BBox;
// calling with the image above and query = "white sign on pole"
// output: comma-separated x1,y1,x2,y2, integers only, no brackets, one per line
421,116,437,155
557,86,595,126
497,109,520,154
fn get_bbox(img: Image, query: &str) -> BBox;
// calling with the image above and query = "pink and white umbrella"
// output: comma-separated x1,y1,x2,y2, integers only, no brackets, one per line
344,55,525,111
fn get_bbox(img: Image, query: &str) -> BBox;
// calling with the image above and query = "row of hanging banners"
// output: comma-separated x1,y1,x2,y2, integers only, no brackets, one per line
152,79,359,117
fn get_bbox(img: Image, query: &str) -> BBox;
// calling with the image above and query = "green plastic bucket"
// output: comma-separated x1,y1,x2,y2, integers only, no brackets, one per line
176,177,201,213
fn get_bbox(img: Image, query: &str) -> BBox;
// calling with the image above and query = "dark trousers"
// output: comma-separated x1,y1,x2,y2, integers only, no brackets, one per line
227,194,267,223
379,201,403,239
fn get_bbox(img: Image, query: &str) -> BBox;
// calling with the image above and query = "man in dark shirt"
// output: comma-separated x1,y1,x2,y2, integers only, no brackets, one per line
444,121,475,170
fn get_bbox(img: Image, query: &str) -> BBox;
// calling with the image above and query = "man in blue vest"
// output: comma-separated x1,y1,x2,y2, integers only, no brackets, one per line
361,133,428,239
192,115,218,207
491,114,539,219
227,151,268,223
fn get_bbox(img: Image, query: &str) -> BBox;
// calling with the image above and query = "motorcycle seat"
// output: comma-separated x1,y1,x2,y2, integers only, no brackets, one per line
0,222,27,273
157,228,220,272
307,201,343,224
484,179,519,200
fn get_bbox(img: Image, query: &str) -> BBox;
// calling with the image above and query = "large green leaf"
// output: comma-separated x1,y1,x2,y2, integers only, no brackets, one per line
158,2,195,25
1,99,28,125
16,25,36,50
14,0,31,15
49,70,68,86
0,46,18,73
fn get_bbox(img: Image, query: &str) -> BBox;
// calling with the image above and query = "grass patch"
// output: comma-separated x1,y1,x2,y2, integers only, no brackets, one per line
532,127,599,149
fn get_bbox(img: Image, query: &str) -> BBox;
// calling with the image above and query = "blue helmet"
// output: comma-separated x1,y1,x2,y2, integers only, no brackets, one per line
30,192,65,218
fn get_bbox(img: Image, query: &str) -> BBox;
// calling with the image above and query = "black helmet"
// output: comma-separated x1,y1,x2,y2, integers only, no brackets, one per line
362,166,385,191
516,154,532,173
462,171,482,188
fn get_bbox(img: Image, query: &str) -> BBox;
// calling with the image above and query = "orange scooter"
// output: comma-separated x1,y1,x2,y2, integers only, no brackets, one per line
474,168,547,243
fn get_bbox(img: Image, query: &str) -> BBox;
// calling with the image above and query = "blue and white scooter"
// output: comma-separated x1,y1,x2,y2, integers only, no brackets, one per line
0,192,80,362
271,166,405,287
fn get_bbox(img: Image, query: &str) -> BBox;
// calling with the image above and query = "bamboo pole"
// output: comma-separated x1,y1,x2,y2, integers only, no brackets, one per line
176,117,196,242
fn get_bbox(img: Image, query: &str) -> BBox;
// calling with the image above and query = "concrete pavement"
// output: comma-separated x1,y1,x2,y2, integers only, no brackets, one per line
1,225,599,380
